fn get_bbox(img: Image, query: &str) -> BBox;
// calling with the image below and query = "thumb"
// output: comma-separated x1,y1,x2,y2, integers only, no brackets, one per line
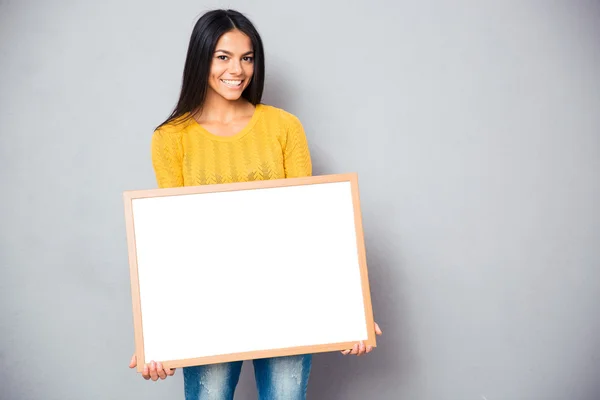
129,354,137,368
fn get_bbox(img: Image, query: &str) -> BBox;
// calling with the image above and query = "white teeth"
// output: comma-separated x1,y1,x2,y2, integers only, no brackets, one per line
221,79,242,86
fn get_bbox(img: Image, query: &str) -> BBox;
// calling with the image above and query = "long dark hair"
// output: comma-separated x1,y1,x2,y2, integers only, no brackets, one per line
157,9,265,129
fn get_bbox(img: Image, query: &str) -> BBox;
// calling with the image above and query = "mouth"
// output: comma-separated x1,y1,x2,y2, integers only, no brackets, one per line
221,79,243,89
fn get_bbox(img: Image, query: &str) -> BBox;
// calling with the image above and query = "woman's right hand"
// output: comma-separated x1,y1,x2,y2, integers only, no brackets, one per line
129,354,176,381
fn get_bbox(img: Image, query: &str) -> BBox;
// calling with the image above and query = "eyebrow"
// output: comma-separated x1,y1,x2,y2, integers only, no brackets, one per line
214,50,254,56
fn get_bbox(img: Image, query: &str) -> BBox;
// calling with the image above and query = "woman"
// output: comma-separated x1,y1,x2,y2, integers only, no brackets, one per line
128,9,382,399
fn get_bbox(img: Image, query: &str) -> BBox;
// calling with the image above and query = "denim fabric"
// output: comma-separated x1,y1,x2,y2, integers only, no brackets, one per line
183,354,312,400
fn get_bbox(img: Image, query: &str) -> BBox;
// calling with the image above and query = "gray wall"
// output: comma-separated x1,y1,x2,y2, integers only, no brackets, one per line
1,1,599,399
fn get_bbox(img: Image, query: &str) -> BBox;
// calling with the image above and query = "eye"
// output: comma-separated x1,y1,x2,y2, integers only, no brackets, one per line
243,56,254,62
216,55,228,61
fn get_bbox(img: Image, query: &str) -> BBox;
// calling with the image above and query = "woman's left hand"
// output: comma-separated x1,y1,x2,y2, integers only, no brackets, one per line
341,322,383,356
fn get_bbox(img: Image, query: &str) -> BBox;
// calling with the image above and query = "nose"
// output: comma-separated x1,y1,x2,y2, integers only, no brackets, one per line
229,59,242,75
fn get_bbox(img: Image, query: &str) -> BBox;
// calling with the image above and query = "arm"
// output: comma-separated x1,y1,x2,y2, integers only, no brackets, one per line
283,116,312,178
151,128,184,188
129,128,183,381
282,114,381,356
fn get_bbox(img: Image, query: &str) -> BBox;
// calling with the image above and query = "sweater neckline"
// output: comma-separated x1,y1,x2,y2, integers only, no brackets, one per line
189,104,264,142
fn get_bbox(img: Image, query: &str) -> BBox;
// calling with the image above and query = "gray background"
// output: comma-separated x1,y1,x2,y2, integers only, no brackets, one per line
1,0,599,399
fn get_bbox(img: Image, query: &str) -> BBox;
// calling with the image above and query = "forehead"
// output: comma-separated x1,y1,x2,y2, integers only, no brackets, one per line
215,30,253,52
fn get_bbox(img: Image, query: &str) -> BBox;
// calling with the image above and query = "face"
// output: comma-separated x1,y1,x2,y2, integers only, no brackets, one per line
207,29,255,102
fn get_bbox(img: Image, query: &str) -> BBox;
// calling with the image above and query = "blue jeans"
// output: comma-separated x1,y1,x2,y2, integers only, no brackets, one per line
183,354,312,400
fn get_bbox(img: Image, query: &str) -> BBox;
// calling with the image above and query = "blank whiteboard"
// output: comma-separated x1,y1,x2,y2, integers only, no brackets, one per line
123,173,376,371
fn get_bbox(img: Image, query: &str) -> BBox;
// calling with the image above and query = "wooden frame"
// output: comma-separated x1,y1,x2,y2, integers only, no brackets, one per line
123,173,376,371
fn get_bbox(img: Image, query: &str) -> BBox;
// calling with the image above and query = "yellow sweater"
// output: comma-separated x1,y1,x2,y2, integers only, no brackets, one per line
151,104,312,188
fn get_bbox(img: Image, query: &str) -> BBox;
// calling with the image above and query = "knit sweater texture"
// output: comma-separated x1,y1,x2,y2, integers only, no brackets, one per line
151,104,312,188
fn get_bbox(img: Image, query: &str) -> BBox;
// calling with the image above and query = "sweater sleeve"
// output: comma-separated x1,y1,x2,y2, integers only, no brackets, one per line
151,128,184,188
283,116,313,178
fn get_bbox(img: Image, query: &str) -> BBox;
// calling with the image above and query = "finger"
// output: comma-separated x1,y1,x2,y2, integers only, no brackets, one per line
375,323,383,335
149,361,159,381
129,354,137,368
341,349,351,355
157,362,167,380
166,367,176,376
350,343,359,355
358,341,366,356
366,345,373,354
142,364,150,380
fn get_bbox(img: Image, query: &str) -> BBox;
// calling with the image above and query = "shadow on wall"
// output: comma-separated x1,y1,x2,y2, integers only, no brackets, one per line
263,66,415,398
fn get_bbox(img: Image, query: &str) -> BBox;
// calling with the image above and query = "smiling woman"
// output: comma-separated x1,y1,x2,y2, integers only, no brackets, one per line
128,8,381,400
212,33,255,94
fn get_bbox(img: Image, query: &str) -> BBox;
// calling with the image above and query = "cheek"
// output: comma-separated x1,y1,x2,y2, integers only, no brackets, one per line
244,65,255,80
210,63,226,80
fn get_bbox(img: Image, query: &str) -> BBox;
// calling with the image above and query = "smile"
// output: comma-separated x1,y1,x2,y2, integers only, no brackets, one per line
221,79,243,88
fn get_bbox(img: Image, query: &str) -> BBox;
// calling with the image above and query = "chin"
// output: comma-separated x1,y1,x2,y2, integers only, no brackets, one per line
219,93,243,101
219,86,249,101
208,84,248,102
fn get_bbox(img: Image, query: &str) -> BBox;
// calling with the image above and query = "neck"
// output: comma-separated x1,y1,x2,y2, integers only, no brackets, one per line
195,91,251,123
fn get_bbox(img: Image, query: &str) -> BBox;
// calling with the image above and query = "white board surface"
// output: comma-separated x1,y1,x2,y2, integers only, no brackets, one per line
127,177,373,366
